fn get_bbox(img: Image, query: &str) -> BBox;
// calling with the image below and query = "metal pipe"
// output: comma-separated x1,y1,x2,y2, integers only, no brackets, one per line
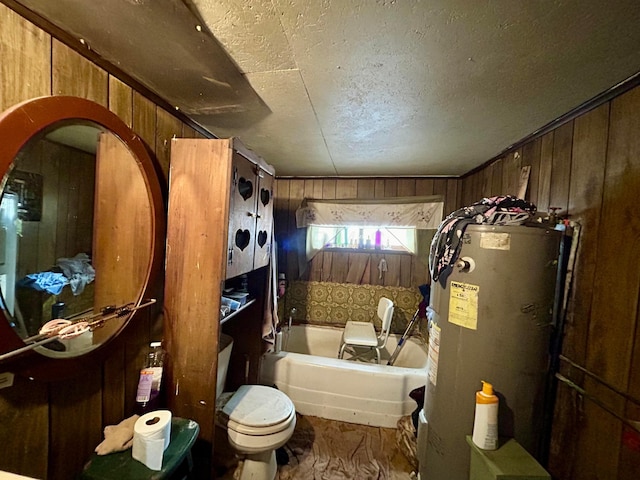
559,354,640,408
555,372,640,434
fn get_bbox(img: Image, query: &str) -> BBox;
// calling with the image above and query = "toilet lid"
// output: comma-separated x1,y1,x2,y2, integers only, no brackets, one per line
222,385,294,428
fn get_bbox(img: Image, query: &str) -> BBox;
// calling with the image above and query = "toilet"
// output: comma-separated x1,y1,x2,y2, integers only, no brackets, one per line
216,334,296,480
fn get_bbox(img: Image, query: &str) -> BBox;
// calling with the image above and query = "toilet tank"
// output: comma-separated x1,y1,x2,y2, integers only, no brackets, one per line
217,333,234,399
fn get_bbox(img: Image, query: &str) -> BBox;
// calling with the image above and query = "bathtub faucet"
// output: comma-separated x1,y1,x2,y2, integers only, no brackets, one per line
289,308,296,330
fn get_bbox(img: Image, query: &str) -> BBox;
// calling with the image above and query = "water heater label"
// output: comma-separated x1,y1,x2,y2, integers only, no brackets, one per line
480,232,511,250
449,281,479,330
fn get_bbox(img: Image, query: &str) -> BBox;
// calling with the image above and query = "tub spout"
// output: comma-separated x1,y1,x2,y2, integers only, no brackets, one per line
289,308,297,330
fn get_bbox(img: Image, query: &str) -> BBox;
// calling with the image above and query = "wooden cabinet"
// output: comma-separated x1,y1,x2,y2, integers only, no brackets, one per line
226,147,274,279
163,138,274,466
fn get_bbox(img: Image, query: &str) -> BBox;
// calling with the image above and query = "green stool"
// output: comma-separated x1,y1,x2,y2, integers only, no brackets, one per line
81,417,199,480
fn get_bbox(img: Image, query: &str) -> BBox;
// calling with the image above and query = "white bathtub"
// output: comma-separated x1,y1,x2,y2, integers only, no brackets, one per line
259,324,428,428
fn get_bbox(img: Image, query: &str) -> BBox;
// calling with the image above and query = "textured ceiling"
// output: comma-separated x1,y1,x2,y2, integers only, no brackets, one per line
12,0,640,177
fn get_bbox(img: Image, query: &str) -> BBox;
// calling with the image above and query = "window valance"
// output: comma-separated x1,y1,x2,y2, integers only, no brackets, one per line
295,195,444,230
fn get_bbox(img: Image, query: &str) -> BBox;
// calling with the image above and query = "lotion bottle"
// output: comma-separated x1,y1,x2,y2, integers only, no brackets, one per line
472,380,499,450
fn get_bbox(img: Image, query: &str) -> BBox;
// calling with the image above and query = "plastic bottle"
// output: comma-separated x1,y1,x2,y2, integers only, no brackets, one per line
135,342,165,414
472,380,499,450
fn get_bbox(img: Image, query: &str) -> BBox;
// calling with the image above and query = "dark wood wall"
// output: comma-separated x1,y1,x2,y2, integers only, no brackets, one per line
0,5,203,479
460,88,640,479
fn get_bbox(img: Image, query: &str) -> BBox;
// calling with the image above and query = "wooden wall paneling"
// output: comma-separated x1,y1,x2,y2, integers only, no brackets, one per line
411,252,429,288
373,179,385,198
0,375,49,478
474,171,484,201
547,106,609,478
154,107,184,186
433,178,448,204
415,178,434,196
537,131,554,214
445,179,459,215
308,250,323,281
64,154,80,254
521,137,542,205
502,150,522,196
620,324,640,479
305,178,324,200
384,178,398,197
322,178,337,200
49,369,103,479
102,343,126,426
490,157,503,196
399,254,412,287
357,178,376,198
336,178,358,198
464,173,479,205
287,179,305,281
108,76,133,127
463,174,476,206
132,91,157,151
383,254,401,286
52,39,107,105
481,163,493,198
19,141,48,275
73,152,96,255
345,253,369,284
397,178,416,197
54,147,72,260
579,88,640,478
549,121,574,215
330,252,349,283
273,179,290,277
182,125,206,138
587,88,640,391
321,251,333,282
564,104,609,364
0,3,51,110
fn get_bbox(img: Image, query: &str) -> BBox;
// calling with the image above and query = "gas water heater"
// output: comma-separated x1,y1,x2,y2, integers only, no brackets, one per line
419,224,561,480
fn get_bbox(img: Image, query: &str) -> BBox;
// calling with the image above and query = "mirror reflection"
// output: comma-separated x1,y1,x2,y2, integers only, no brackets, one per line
0,120,152,358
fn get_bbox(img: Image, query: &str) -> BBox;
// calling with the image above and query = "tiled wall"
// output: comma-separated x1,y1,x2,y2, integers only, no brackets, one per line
283,280,427,337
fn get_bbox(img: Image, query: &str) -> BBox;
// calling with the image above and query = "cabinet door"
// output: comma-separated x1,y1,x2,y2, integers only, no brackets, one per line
226,152,258,279
253,170,274,270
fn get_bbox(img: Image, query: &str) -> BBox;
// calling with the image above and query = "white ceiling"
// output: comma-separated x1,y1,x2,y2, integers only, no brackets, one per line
12,0,640,177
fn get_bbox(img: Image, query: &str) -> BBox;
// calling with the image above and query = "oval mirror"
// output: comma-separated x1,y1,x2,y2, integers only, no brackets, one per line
0,96,164,376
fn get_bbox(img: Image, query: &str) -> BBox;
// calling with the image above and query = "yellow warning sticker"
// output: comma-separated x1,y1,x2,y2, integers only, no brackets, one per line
449,281,479,330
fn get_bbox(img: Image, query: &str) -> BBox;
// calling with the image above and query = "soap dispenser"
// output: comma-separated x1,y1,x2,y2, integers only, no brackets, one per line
472,380,499,450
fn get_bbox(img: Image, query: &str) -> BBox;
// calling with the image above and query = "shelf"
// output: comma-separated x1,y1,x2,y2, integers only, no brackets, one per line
220,298,256,325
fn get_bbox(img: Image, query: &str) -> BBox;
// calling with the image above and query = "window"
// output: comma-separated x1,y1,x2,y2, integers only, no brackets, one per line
308,225,416,253
296,196,444,261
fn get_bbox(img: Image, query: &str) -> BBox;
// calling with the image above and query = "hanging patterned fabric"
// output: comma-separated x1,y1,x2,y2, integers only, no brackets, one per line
428,195,536,286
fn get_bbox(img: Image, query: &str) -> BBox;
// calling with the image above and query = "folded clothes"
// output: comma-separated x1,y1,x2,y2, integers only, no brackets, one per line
56,252,95,295
17,272,69,295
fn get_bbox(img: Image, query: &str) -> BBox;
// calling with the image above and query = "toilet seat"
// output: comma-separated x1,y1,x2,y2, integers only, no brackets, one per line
218,385,297,455
220,385,295,436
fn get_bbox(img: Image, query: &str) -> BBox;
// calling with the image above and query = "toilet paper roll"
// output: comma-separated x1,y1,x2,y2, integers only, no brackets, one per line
132,410,172,471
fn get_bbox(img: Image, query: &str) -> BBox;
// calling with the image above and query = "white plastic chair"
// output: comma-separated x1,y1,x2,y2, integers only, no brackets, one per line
338,297,394,364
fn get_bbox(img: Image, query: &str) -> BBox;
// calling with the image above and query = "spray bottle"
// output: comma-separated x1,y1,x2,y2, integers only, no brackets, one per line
472,380,499,450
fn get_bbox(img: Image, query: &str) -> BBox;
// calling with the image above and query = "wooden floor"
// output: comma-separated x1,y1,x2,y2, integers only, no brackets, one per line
216,414,417,480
